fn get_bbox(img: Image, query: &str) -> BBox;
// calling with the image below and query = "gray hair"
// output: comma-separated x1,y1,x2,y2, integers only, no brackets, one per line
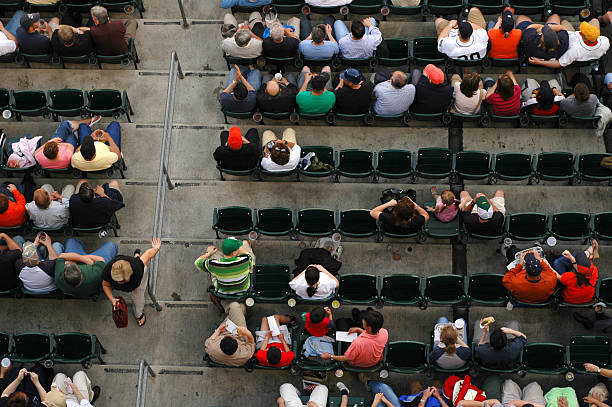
391,71,407,89
64,263,82,287
312,25,326,44
235,29,252,47
91,6,109,24
270,23,284,42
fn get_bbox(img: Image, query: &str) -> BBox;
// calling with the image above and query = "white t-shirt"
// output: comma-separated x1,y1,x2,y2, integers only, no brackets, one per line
558,32,610,67
221,36,263,58
453,82,486,115
261,144,301,172
438,28,488,61
0,32,16,56
306,0,352,5
289,271,337,299
19,266,56,292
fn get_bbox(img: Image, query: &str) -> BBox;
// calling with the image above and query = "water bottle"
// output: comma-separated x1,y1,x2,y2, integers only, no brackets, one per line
299,152,315,170
274,72,283,81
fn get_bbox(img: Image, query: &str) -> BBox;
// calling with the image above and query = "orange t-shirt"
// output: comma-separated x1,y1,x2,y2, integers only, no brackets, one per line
0,190,26,227
503,262,558,303
488,29,522,59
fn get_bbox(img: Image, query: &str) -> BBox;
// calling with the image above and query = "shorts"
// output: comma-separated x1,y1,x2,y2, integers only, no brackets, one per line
49,21,59,31
255,325,291,349
102,183,123,203
517,21,532,32
469,196,506,215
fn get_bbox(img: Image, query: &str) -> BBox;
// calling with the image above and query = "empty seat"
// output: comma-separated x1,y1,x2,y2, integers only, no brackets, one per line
385,341,429,373
567,336,611,373
270,0,303,14
549,212,591,241
426,0,463,16
47,89,87,121
299,146,335,178
212,207,253,238
453,151,492,181
521,343,567,374
348,0,384,14
490,152,534,183
508,0,546,13
379,274,422,305
295,209,336,237
255,208,294,237
410,37,445,67
10,90,47,120
376,149,413,180
575,153,612,184
598,278,612,306
11,333,53,363
252,265,291,302
337,209,378,238
86,89,133,122
0,333,11,358
335,149,374,181
415,148,453,180
423,275,466,306
467,273,508,306
550,0,588,15
378,38,409,66
593,212,612,240
0,88,9,111
533,152,575,183
337,274,378,304
52,333,105,368
505,212,549,241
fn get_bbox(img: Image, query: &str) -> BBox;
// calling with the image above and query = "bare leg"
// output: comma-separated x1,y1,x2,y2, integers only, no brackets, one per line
459,191,473,211
340,395,348,407
598,11,612,25
546,13,561,25
260,316,269,331
515,15,532,25
108,180,120,191
493,190,504,198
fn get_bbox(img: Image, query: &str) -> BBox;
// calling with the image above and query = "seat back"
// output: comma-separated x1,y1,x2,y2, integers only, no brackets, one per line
522,343,566,372
424,275,464,303
578,153,612,179
12,333,51,361
338,150,373,174
87,89,122,111
410,38,445,64
507,213,548,239
454,151,490,177
339,210,377,236
54,333,92,360
0,333,10,358
296,209,335,235
0,88,9,107
536,152,574,178
13,90,46,110
467,274,507,304
568,336,611,370
301,146,334,167
551,212,590,239
599,278,612,304
416,148,452,176
253,265,291,300
379,38,409,65
49,89,85,110
386,341,427,369
594,212,612,238
338,274,377,302
377,150,412,176
381,275,421,304
215,207,253,232
256,208,293,234
494,153,532,177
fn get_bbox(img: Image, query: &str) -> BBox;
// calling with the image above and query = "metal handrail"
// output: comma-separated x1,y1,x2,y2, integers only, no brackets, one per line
135,359,156,407
178,0,189,28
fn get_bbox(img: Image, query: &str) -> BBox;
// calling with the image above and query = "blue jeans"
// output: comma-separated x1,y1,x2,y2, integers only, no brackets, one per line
5,11,24,37
64,238,118,264
78,122,122,149
333,18,377,40
605,73,612,93
553,255,576,275
368,381,401,407
53,121,79,149
6,236,62,259
11,235,25,248
225,66,262,91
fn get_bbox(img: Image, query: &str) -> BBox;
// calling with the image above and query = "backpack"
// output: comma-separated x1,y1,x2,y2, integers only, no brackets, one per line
380,188,417,205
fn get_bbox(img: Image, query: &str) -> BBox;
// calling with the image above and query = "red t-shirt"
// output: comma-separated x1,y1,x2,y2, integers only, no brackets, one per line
531,104,560,116
487,84,521,116
254,343,295,367
304,314,332,337
488,29,522,59
560,264,598,304
344,328,388,367
0,190,26,227
502,262,558,303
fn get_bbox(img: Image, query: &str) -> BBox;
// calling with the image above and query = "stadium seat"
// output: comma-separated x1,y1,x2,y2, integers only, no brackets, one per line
86,89,133,122
252,264,291,302
429,331,473,373
422,201,460,239
378,38,409,66
337,274,378,304
414,147,453,181
294,328,337,371
70,213,121,238
521,343,567,374
466,273,508,306
0,88,10,112
549,212,591,242
375,149,414,181
384,0,423,15
597,278,612,306
592,212,612,241
422,275,466,306
18,52,53,68
47,89,87,121
0,134,40,175
453,150,492,181
337,209,378,238
10,90,48,120
348,0,385,14
550,0,589,15
335,149,375,181
62,0,98,12
385,341,429,373
96,38,140,69
467,0,506,14
212,206,253,238
473,341,522,373
11,333,53,363
379,274,422,306
52,333,106,368
299,146,335,178
254,207,294,237
0,333,10,358
426,0,463,16
533,152,575,183
101,0,145,17
294,208,336,237
508,0,546,14
490,152,534,184
216,161,258,180
337,342,384,373
410,37,445,68
330,397,366,406
567,336,611,373
575,153,612,184
270,0,303,14
505,212,549,241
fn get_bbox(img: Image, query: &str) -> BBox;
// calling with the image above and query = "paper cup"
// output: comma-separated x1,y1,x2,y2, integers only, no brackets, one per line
332,232,341,242
2,110,11,119
546,236,557,246
245,297,255,307
335,369,344,378
454,319,465,330
331,300,340,309
287,298,296,307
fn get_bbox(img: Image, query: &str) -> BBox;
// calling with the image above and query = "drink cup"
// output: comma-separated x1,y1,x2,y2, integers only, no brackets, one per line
1,358,10,369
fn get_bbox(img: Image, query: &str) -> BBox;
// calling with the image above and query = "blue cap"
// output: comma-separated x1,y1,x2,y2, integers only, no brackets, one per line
340,68,363,85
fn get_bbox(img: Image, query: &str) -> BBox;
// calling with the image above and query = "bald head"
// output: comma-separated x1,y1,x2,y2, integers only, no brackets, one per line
391,71,407,88
266,80,280,97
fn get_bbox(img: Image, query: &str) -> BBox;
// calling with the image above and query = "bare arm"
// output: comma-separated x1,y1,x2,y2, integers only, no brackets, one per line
478,326,490,345
493,16,502,30
69,382,86,403
299,73,313,93
413,200,430,222
370,199,397,220
438,19,456,41
486,81,498,98
0,233,21,251
501,327,526,339
60,252,93,265
102,280,115,304
237,327,255,344
103,132,121,156
1,369,26,397
584,363,612,379
139,238,162,266
528,57,562,68
315,264,339,287
278,333,290,352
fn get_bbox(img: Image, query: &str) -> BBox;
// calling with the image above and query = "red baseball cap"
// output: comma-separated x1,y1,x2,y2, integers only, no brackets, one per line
227,127,243,150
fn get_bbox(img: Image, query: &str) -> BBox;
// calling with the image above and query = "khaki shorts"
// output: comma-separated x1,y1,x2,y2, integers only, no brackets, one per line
468,196,506,215
436,8,486,35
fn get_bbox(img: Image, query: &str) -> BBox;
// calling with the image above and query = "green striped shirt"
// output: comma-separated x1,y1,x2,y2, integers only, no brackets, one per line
195,254,252,294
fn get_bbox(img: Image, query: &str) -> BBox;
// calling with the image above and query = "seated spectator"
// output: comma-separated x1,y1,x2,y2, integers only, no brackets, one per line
256,72,298,113
487,8,522,59
50,370,99,407
459,190,506,236
17,238,63,293
205,302,255,367
335,17,382,59
71,122,122,172
370,195,429,235
484,71,521,116
306,0,351,6
213,127,261,171
410,65,453,114
221,0,271,8
298,22,339,59
261,128,301,172
553,242,598,305
560,82,598,116
436,9,488,60
69,180,125,229
0,365,55,407
254,314,295,367
516,14,569,62
35,118,99,170
6,135,41,169
450,72,487,115
89,6,138,56
503,250,558,304
219,64,260,113
290,264,339,300
0,233,23,292
365,381,430,407
474,318,526,370
426,187,459,223
334,68,373,115
16,12,56,55
51,24,94,57
521,79,564,116
373,69,415,115
430,317,471,370
26,0,60,6
0,18,18,56
195,237,255,295
388,0,420,5
501,379,549,407
278,383,328,407
0,183,26,227
296,66,335,114
263,21,299,58
221,13,263,58
102,239,160,326
26,184,74,230
321,309,387,367
302,307,335,337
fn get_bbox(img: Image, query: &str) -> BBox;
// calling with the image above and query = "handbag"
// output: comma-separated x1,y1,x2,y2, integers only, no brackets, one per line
112,296,128,328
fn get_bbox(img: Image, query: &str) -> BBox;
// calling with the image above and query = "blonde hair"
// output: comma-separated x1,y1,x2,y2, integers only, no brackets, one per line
440,325,458,354
110,260,133,282
440,190,457,206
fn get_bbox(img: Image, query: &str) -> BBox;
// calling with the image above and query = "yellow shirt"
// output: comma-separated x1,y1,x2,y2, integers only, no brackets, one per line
71,141,119,171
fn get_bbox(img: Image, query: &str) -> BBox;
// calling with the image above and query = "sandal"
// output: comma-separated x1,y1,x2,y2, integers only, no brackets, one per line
89,115,102,127
592,239,600,259
136,313,146,327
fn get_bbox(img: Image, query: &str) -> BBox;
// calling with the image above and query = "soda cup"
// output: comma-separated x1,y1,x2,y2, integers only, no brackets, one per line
274,73,282,81
2,110,11,119
331,300,340,309
379,369,389,378
1,358,10,369
335,369,344,378
546,236,557,246
287,298,296,307
245,297,255,307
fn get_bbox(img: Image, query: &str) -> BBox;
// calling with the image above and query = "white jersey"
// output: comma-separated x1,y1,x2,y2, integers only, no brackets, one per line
558,31,610,67
438,28,488,61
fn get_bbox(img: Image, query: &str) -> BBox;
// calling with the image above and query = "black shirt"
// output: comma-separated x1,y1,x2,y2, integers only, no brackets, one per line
102,255,144,292
256,83,298,113
15,259,56,276
463,212,505,236
379,212,426,235
334,81,374,115
51,31,94,57
411,76,452,114
522,28,569,60
16,27,52,54
69,195,125,228
262,37,299,58
0,249,21,291
213,144,260,171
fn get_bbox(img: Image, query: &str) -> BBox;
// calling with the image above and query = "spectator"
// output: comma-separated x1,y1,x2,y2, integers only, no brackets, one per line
35,118,99,170
205,302,255,366
516,13,569,62
302,307,335,337
335,17,382,59
263,21,299,58
89,6,138,56
334,68,373,115
26,184,75,230
306,0,351,5
373,70,415,115
560,82,598,116
521,79,564,116
553,243,598,305
474,318,526,370
26,0,59,6
69,180,125,229
485,71,521,116
290,264,339,300
221,0,271,8
0,366,54,407
195,237,255,295
213,127,261,171
298,23,339,59
487,8,522,59
71,122,122,172
17,239,63,293
436,9,488,60
277,383,328,407
501,379,547,407
50,370,100,407
388,0,420,5
0,233,23,292
101,239,160,326
503,250,558,304
321,309,388,367
221,13,263,58
364,381,408,407
51,24,94,57
450,72,487,115
16,12,56,54
256,72,298,113
0,183,26,227
370,196,429,236
254,314,296,367
220,64,260,113
0,18,18,57
459,190,506,236
261,128,301,172
430,317,471,370
410,65,453,114
296,66,335,114
426,187,459,223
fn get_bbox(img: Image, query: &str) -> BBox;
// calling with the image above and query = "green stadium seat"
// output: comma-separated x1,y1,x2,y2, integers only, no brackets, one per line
18,52,53,68
521,343,567,374
453,151,492,181
597,278,612,306
52,333,106,368
473,342,522,373
295,209,336,237
335,149,375,181
376,149,414,180
299,146,335,178
216,161,258,180
508,0,546,13
592,212,612,241
0,134,40,175
212,206,253,238
378,38,409,66
384,0,423,15
466,273,508,306
422,201,459,239
415,147,453,181
96,38,139,69
337,209,378,238
62,0,98,12
294,328,337,371
270,0,303,13
330,397,366,406
337,274,378,304
533,152,575,183
0,88,9,111
385,341,429,373
220,108,255,124
337,341,384,373
549,212,591,242
575,153,612,184
423,274,466,306
505,212,549,241
427,0,463,16
567,336,611,373
71,212,121,238
254,208,294,237
348,0,385,14
252,264,291,302
10,90,48,120
550,0,588,15
490,152,534,183
264,56,296,71
429,331,473,373
0,333,10,358
467,0,506,13
47,89,87,121
11,333,53,363
379,274,422,306
410,37,445,67
86,89,134,122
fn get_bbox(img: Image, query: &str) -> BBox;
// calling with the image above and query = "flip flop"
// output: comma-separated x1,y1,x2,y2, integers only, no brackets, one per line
137,313,146,327
89,115,102,127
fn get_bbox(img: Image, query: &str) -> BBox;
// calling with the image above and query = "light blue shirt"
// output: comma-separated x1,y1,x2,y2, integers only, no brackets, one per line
373,81,415,115
221,0,271,8
299,40,339,60
338,27,382,59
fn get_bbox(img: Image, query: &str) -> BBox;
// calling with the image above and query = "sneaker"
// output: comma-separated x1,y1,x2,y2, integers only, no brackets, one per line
336,382,349,395
91,386,101,404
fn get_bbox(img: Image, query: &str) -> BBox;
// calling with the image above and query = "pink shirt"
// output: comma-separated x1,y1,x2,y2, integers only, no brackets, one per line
35,144,73,169
344,328,388,367
435,201,459,223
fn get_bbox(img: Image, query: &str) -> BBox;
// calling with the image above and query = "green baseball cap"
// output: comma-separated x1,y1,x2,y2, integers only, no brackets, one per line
475,196,493,220
221,237,243,255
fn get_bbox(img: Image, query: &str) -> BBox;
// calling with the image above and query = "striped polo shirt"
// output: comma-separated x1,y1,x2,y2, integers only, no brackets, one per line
195,254,252,294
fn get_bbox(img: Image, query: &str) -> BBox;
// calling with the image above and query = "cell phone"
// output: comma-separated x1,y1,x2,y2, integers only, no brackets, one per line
38,232,46,241
266,141,275,150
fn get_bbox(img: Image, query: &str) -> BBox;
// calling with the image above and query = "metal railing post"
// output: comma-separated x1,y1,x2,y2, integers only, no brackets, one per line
178,0,189,28
135,360,157,407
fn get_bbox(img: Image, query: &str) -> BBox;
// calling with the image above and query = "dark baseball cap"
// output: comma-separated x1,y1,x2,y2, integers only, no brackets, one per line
542,25,559,50
20,13,40,30
340,68,362,85
501,9,514,33
458,19,473,39
524,252,543,277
